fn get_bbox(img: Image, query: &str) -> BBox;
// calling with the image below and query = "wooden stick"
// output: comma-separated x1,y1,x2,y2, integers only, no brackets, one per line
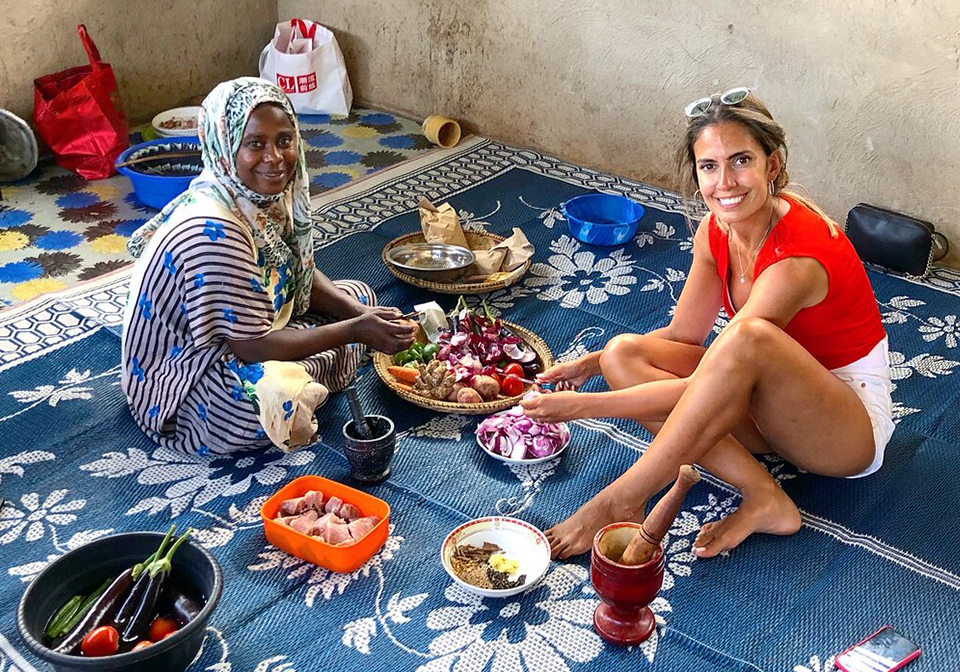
116,150,202,169
620,465,701,565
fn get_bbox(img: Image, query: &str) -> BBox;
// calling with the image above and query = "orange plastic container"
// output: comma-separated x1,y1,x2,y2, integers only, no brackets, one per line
260,475,391,573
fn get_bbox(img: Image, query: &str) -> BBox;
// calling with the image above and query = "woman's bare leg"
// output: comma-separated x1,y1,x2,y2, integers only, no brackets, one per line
546,332,788,558
545,319,874,559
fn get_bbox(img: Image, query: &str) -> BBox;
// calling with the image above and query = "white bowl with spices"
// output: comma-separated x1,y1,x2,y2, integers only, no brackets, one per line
440,517,550,598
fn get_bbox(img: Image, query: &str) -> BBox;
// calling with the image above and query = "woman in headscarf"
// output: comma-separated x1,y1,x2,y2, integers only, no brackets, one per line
122,77,416,456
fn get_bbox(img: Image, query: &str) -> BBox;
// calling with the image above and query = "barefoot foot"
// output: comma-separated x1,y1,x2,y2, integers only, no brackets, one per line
692,485,800,558
545,495,645,560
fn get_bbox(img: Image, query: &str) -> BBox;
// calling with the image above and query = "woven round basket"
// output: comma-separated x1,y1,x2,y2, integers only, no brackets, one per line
382,231,531,295
373,321,554,415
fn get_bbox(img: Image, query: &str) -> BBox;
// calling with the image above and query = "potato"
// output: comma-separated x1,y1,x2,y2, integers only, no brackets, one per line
457,387,484,404
470,375,500,400
447,383,466,402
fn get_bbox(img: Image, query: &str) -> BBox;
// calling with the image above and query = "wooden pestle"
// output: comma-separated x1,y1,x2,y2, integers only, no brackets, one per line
620,465,701,565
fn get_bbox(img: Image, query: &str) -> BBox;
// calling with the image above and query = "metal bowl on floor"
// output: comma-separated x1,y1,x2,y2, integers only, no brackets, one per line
385,243,476,282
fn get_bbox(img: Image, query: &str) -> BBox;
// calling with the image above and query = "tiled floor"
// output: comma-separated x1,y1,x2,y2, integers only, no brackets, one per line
0,108,433,307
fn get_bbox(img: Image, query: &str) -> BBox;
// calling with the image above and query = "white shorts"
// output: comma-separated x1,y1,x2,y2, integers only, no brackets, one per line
830,337,895,478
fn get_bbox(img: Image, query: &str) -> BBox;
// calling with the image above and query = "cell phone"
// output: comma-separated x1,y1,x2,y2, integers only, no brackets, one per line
835,625,920,672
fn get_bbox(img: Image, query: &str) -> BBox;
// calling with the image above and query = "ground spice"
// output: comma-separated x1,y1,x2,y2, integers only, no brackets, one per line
451,542,525,590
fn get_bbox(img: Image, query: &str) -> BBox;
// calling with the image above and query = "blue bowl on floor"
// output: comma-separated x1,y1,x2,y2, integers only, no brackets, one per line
562,193,645,246
17,531,222,672
116,137,202,210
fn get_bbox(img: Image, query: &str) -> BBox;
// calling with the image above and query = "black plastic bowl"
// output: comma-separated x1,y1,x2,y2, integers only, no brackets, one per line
17,532,222,672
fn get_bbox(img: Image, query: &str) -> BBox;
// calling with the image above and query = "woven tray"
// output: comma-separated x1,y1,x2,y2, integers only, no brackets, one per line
373,321,554,415
382,231,531,295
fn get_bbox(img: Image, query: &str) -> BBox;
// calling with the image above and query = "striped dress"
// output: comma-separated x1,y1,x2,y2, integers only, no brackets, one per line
121,198,371,456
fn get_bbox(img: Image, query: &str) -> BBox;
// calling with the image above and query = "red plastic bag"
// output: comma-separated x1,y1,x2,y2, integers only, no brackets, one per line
33,25,129,179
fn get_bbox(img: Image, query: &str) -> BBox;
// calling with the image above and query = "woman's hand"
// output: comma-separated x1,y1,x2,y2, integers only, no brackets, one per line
536,355,598,391
350,307,417,355
520,391,588,423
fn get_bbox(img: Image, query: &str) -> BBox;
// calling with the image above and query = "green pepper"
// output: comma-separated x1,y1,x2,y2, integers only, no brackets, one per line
409,341,425,355
394,350,414,366
422,343,440,362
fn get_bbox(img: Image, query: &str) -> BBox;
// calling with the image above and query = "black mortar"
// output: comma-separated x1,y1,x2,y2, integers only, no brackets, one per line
342,415,395,484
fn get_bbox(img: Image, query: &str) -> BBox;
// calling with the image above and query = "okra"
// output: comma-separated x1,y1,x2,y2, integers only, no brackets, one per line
44,595,82,640
53,568,134,654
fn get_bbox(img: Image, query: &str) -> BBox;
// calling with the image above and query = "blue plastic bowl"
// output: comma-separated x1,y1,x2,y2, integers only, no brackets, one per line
561,193,646,246
116,138,201,210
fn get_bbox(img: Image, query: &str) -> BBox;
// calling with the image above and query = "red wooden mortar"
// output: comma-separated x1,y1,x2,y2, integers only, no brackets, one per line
590,522,664,645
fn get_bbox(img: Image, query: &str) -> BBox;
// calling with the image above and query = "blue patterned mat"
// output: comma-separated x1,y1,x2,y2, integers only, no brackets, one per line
3,137,960,671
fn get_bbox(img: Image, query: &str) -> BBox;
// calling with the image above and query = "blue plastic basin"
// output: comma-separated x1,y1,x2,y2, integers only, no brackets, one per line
562,193,646,246
116,137,201,210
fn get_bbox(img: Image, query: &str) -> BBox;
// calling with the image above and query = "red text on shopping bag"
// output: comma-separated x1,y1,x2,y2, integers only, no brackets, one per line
275,73,317,93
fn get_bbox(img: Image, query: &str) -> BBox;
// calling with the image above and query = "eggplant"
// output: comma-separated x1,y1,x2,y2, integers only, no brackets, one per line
121,529,192,642
163,587,204,625
53,568,134,654
114,525,175,628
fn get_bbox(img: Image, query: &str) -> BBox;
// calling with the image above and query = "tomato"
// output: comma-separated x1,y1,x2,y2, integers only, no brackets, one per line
132,640,152,651
501,375,524,397
149,616,179,642
81,625,119,657
502,363,524,379
488,372,501,386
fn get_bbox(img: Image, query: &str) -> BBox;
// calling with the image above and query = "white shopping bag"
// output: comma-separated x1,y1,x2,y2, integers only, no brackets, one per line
259,18,353,115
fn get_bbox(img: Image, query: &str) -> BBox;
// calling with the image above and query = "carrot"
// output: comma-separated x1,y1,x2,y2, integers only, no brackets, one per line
387,366,420,385
394,382,414,392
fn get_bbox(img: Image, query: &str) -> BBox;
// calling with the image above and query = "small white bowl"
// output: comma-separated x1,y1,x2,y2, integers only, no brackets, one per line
475,415,570,465
441,516,551,598
152,106,202,137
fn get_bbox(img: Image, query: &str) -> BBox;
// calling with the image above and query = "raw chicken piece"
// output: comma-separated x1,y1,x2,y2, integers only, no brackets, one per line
324,520,353,545
289,509,319,534
279,496,305,517
308,512,344,538
275,515,298,526
347,515,380,541
338,502,362,521
301,490,324,512
324,496,343,514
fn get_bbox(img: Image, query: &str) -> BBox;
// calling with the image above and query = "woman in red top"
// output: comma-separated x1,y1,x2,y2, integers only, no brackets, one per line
522,89,894,559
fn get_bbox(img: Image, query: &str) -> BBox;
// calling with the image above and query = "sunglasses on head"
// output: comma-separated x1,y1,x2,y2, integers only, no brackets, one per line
683,87,751,118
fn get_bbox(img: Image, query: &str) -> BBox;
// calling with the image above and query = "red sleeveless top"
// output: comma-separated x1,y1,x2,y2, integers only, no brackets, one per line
708,195,886,370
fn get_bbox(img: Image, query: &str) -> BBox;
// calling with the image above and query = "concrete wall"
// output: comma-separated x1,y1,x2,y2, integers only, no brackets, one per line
280,0,960,266
0,0,277,124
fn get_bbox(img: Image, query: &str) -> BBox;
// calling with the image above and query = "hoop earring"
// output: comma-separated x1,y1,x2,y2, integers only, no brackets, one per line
768,180,775,195
694,189,703,201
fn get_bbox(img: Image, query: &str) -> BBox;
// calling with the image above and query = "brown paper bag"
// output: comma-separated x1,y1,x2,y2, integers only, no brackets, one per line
491,227,535,271
418,198,469,249
468,248,507,277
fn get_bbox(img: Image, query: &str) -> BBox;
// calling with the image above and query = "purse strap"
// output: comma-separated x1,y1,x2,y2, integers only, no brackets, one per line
77,24,103,70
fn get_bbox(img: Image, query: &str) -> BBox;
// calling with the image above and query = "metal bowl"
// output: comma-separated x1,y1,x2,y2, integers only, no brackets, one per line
385,243,476,282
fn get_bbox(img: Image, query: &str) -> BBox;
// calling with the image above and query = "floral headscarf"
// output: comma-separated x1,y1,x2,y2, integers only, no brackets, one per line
127,77,314,315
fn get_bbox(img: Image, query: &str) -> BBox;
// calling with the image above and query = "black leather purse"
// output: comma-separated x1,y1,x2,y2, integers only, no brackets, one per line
845,203,949,278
